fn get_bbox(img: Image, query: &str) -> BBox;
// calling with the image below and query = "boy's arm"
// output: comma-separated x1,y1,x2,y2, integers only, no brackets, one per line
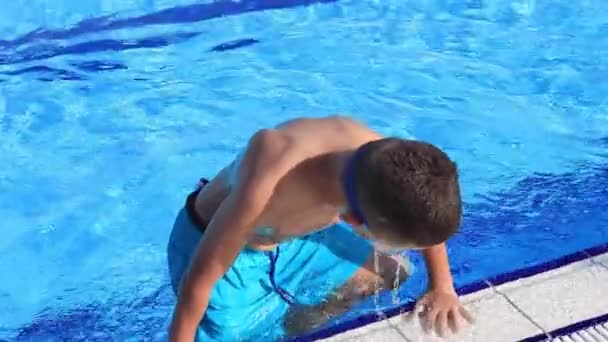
169,189,264,341
422,243,454,291
169,130,289,342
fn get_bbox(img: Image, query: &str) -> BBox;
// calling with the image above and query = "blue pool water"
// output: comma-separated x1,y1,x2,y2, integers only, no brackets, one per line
1,0,608,340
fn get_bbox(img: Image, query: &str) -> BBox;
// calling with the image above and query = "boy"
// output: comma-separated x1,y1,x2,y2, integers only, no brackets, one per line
167,116,472,341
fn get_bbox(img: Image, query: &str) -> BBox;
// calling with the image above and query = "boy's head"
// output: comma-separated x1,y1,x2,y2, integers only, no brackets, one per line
342,138,461,250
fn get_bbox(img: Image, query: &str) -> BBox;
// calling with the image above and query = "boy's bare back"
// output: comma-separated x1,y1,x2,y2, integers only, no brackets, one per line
192,115,380,250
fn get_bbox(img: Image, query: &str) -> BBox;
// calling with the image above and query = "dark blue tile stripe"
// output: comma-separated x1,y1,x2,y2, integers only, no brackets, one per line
291,242,608,341
485,250,590,287
519,312,608,342
583,243,608,257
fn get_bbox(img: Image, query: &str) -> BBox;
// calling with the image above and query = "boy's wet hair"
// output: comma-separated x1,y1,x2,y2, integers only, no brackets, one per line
356,138,462,247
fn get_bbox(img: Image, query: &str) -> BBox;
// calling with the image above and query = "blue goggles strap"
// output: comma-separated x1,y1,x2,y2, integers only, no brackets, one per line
342,149,367,224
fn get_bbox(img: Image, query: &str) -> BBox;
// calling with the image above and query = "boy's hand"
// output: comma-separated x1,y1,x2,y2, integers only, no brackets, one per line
417,243,473,337
414,288,474,337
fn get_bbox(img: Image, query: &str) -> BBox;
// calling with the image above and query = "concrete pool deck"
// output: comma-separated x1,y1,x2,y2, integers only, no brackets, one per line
297,245,608,342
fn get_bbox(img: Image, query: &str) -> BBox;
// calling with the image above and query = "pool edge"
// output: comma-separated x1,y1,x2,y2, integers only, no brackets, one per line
289,242,608,342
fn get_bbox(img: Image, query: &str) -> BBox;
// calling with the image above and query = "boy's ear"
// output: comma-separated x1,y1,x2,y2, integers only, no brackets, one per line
340,211,364,226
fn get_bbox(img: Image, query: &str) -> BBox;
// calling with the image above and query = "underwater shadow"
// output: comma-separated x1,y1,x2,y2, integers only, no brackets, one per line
0,0,339,49
14,285,174,341
0,31,200,66
0,61,128,82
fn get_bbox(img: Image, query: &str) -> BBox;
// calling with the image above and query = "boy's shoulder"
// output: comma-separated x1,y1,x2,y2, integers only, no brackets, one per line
276,114,366,130
245,129,294,167
246,115,377,162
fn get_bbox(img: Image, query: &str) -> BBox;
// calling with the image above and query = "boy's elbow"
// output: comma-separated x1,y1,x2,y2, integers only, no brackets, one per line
175,277,212,326
181,263,220,295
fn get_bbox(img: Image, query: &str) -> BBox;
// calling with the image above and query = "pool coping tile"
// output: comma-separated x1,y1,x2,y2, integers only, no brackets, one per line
394,290,543,342
290,243,608,342
591,252,608,269
498,260,608,333
318,319,393,341
346,325,407,341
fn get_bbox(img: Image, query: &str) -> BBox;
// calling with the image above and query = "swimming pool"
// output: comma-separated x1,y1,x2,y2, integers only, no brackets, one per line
1,0,607,340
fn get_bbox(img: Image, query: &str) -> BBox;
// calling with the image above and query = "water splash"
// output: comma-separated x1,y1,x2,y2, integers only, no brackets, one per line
372,249,384,319
371,249,413,317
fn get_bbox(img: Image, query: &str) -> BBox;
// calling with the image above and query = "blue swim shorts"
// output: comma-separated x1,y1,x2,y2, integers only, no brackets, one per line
166,183,374,341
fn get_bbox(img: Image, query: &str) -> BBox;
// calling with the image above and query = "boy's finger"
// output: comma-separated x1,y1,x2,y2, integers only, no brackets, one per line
416,295,429,307
436,311,449,337
403,308,417,322
421,308,439,333
410,297,429,321
460,306,475,324
448,308,463,333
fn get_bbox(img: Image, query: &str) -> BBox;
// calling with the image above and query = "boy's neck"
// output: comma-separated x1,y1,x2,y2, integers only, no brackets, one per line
321,150,355,208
